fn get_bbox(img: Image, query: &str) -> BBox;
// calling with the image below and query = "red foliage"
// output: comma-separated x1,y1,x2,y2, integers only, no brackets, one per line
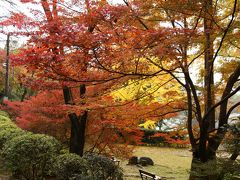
3,90,70,143
151,131,189,145
4,89,144,157
1,0,189,156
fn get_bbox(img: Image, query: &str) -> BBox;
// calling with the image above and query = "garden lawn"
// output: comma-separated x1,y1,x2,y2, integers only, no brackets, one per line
121,146,192,180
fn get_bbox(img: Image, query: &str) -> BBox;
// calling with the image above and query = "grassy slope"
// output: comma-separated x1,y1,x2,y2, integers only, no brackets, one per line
121,146,192,180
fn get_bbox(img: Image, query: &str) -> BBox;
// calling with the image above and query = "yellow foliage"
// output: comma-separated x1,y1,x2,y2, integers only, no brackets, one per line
111,74,183,104
139,120,156,129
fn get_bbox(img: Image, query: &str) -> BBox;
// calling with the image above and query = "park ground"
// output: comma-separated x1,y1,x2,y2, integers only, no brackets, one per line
121,146,192,180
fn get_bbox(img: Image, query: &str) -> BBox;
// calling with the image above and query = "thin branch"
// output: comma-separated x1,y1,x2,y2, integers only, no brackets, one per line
226,101,240,121
203,85,240,123
123,0,149,30
92,49,163,77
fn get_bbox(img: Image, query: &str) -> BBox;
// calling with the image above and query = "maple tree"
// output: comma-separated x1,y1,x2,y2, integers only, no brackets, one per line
0,0,185,157
102,1,240,178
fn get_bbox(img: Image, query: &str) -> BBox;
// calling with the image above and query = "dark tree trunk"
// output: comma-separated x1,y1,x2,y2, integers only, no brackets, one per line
77,111,88,156
69,113,80,154
68,111,88,156
63,86,74,105
63,85,87,156
198,0,216,163
230,152,238,161
203,0,215,132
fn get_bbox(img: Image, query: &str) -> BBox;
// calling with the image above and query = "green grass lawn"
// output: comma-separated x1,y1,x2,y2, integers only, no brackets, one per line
120,146,192,180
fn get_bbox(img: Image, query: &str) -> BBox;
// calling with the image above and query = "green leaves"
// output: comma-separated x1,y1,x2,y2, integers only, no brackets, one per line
54,153,90,180
0,111,62,179
1,134,61,179
53,153,123,180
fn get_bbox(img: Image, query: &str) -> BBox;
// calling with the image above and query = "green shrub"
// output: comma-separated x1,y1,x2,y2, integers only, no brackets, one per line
0,114,15,124
0,116,27,150
0,121,18,131
0,128,27,149
0,115,11,122
84,153,123,180
217,157,240,179
0,111,10,118
54,153,91,180
1,133,61,180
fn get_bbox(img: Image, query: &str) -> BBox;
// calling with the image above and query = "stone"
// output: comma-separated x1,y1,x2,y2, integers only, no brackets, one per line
128,156,138,165
140,159,148,166
139,157,154,166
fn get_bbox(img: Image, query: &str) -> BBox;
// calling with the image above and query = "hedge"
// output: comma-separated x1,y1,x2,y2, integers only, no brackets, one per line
54,153,91,180
1,134,61,179
0,111,62,179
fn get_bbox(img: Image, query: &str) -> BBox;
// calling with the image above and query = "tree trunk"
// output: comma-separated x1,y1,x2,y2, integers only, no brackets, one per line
77,110,88,156
203,0,215,131
68,112,88,156
4,34,10,100
63,85,87,156
199,0,215,162
69,113,80,154
63,86,74,105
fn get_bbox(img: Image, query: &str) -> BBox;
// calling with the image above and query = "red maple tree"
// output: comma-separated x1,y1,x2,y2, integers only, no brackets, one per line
1,0,186,157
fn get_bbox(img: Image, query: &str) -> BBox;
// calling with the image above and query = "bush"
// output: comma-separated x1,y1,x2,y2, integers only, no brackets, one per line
0,121,17,129
54,153,91,180
0,110,10,118
0,128,27,149
0,114,18,131
0,114,16,128
0,113,25,150
0,116,11,123
53,153,123,180
218,158,240,180
84,153,123,180
1,133,61,179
